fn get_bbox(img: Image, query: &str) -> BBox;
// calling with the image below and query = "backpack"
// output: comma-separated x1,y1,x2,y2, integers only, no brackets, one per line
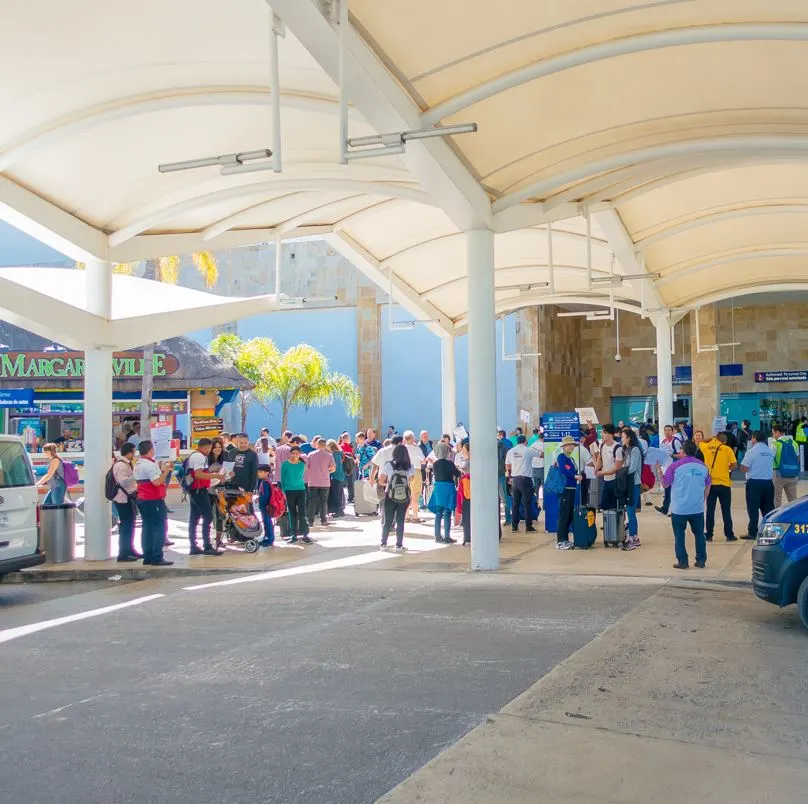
386,469,411,503
104,459,126,501
61,460,80,487
544,463,566,495
778,438,801,479
640,463,655,491
342,452,356,474
175,454,197,495
268,484,287,517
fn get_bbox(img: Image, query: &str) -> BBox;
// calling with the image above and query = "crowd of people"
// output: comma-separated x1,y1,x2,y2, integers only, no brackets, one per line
95,415,801,568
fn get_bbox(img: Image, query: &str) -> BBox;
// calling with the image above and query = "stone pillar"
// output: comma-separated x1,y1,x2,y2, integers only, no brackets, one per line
515,306,541,428
356,282,382,432
690,307,720,435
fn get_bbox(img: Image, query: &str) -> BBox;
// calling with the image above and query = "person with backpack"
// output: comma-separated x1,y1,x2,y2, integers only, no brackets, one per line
256,465,276,547
740,431,775,540
185,437,224,556
772,423,800,507
107,442,141,562
619,427,644,550
655,424,684,516
378,443,415,551
595,424,623,510
699,430,737,542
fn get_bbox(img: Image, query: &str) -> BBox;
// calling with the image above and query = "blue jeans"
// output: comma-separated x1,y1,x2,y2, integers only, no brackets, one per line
260,504,275,545
671,512,706,566
626,485,640,537
434,507,452,541
498,475,512,523
137,499,166,563
43,484,66,506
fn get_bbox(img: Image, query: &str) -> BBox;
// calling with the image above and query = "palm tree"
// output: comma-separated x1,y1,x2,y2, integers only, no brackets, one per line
76,254,219,439
269,343,361,433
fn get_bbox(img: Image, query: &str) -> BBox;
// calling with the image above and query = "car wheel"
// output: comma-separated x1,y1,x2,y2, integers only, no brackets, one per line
796,575,808,632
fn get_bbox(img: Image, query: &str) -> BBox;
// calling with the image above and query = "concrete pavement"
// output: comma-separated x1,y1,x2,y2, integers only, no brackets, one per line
380,584,808,803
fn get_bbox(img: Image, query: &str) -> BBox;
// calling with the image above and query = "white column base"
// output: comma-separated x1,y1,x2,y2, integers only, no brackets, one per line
83,348,113,560
467,229,499,571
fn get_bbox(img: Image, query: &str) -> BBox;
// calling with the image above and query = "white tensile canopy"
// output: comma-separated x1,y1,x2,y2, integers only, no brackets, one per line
2,1,805,565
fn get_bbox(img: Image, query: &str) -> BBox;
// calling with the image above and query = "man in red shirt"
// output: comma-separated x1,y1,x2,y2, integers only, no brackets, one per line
134,440,174,566
187,437,224,556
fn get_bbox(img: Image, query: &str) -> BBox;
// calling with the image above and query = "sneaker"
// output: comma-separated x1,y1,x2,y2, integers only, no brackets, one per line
289,537,298,543
623,540,640,551
555,541,573,550
694,561,706,568
525,526,537,533
741,535,756,540
301,535,314,544
202,546,223,556
189,546,204,556
511,526,519,533
380,544,388,550
726,536,738,542
655,506,668,515
444,536,457,544
395,545,408,552
672,562,689,569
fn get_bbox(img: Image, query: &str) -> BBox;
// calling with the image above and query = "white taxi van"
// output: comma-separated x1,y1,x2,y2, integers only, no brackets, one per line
0,435,45,579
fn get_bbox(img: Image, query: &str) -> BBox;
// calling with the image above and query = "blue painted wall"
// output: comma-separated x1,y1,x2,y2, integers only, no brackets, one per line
0,221,71,266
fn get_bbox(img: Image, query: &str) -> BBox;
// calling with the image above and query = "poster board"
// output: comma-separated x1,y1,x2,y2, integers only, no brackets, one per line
575,407,599,424
151,423,173,460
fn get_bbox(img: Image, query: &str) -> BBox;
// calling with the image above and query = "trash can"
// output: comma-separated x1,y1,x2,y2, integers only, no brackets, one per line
40,502,77,563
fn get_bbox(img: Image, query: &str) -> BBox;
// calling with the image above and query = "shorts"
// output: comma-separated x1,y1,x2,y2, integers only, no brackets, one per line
409,472,423,499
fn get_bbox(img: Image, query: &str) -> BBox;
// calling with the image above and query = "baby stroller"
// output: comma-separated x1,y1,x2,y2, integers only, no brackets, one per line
214,488,264,553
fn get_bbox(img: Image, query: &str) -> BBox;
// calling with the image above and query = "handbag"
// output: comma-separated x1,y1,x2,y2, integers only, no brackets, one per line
544,463,566,495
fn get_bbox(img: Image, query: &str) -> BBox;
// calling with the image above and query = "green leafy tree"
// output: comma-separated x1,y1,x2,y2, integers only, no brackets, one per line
209,333,278,431
209,335,361,433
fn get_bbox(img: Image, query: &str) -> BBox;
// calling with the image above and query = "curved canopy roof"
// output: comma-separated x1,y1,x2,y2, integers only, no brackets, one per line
2,0,807,335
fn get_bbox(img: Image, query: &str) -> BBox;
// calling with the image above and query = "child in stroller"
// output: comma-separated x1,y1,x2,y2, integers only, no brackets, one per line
214,487,264,553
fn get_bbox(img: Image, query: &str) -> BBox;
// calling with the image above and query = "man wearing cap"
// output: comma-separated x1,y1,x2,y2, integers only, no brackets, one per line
505,434,540,533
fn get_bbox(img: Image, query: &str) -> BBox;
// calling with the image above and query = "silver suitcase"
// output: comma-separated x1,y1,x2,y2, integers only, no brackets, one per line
353,479,379,516
603,508,625,547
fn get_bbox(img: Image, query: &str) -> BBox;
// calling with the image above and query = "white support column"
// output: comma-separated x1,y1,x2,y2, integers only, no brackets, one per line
467,229,499,571
83,259,113,561
653,314,674,428
440,335,457,436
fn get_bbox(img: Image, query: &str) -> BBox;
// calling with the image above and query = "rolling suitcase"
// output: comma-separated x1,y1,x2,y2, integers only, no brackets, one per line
573,506,597,549
353,479,379,516
603,508,626,547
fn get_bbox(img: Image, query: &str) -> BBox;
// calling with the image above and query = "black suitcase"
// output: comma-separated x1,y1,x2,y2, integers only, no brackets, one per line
603,508,626,547
573,506,597,549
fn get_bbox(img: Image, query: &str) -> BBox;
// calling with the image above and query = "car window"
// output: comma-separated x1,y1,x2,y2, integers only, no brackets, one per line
0,441,35,488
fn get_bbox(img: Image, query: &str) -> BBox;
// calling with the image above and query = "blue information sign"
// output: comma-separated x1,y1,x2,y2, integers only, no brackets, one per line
754,370,808,383
0,388,34,407
541,411,581,441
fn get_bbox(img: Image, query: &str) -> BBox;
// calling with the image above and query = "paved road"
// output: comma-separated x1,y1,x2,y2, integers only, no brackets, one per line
0,567,660,804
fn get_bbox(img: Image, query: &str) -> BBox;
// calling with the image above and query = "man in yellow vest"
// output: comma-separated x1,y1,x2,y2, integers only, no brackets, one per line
795,416,808,470
698,431,737,542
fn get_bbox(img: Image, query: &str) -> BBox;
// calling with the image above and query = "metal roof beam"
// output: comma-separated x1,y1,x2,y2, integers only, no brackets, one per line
423,23,808,125
593,207,666,311
0,175,107,262
268,0,491,230
324,230,455,337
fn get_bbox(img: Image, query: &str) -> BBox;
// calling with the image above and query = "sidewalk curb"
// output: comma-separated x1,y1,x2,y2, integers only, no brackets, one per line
5,564,291,583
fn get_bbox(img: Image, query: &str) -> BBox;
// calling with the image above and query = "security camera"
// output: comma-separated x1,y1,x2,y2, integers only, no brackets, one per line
614,353,622,362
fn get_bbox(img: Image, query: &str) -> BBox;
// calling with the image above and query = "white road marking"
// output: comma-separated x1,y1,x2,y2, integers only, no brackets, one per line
0,594,164,646
183,550,400,591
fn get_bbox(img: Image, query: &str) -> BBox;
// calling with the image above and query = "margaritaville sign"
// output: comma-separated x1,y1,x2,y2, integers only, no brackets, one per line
0,351,180,379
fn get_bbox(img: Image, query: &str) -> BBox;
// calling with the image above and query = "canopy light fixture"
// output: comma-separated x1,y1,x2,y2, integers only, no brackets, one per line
390,318,440,331
496,282,550,292
278,295,338,308
345,123,477,162
158,149,273,174
590,272,662,286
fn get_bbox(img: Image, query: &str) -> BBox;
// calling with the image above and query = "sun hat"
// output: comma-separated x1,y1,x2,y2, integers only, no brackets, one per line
561,436,577,447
